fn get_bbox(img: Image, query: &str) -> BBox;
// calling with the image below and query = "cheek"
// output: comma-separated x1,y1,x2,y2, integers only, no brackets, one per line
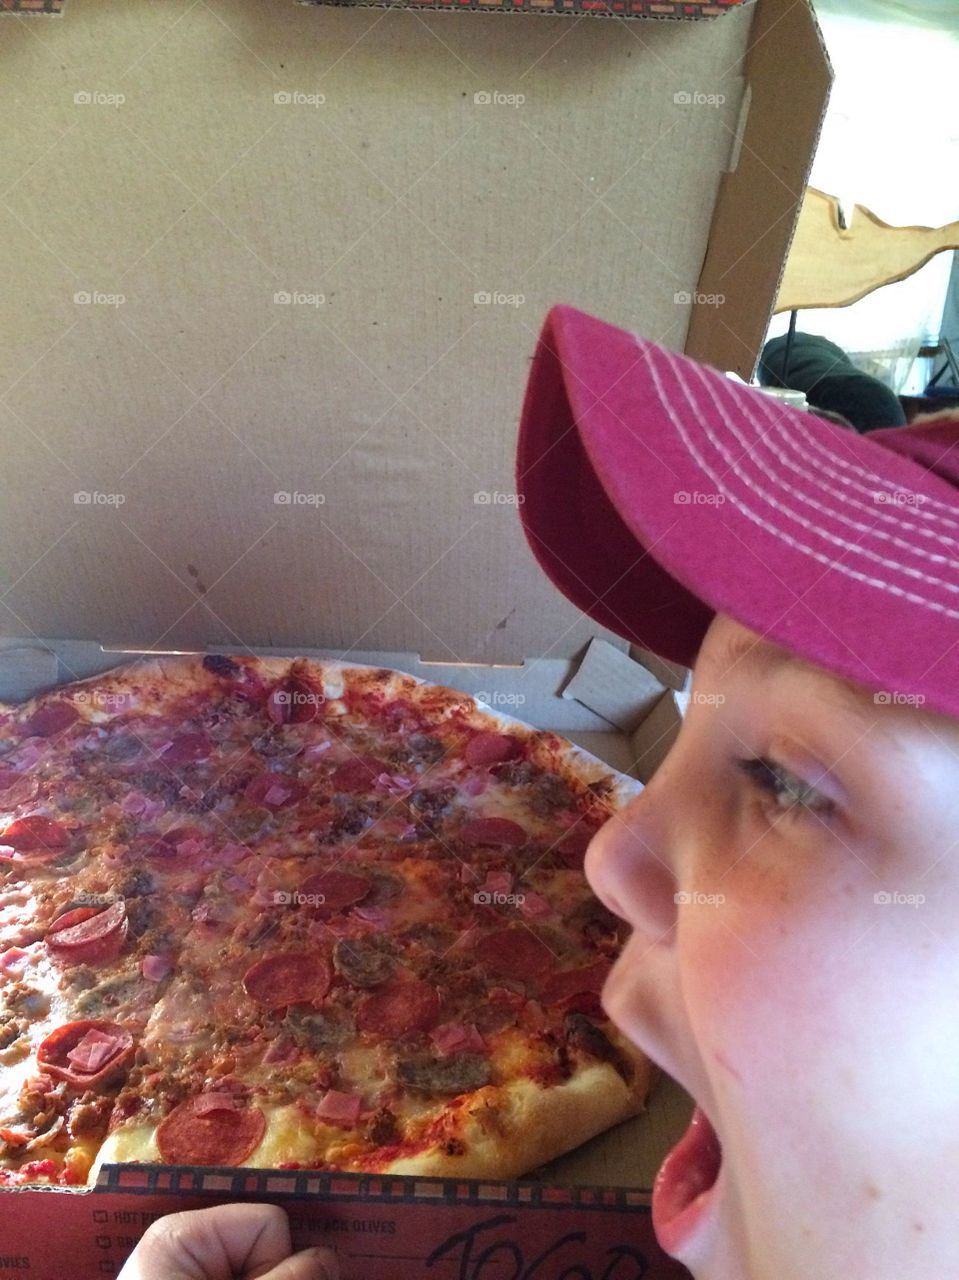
678,895,852,1086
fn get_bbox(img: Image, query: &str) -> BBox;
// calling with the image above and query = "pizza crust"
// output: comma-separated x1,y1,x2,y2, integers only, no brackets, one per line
383,1055,655,1179
4,653,642,813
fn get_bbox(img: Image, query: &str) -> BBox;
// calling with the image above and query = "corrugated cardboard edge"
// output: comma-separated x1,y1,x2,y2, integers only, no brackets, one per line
294,0,753,18
685,0,833,377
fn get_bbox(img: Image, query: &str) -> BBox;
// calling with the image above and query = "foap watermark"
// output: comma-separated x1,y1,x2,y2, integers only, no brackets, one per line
674,490,725,506
476,691,526,708
874,890,925,908
74,290,125,308
874,690,926,707
273,890,327,907
674,891,726,907
474,491,524,506
274,491,325,507
74,90,125,108
674,290,725,307
273,90,326,107
74,689,134,711
274,290,325,307
74,491,125,507
673,90,726,108
473,91,525,108
71,890,115,907
474,291,525,308
872,490,926,507
691,691,725,706
474,890,526,907
273,688,326,713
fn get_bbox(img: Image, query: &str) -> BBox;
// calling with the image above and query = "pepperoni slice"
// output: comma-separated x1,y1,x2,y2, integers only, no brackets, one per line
331,756,390,794
159,733,211,765
47,906,101,933
242,951,332,1009
472,927,555,985
542,959,610,1006
37,1019,134,1088
24,702,79,739
156,1096,266,1168
356,978,440,1039
244,772,305,809
459,817,527,848
298,870,370,919
47,900,128,965
464,732,520,768
1,815,69,854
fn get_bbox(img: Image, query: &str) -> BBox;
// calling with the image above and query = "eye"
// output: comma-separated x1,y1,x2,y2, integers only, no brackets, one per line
735,756,836,822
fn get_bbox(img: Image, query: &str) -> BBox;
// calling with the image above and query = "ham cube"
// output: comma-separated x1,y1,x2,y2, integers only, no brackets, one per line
430,1022,487,1055
141,954,172,982
193,1092,242,1115
315,1090,363,1128
66,1029,121,1074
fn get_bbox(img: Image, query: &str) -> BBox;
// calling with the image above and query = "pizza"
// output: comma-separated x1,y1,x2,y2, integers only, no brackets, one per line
0,655,652,1186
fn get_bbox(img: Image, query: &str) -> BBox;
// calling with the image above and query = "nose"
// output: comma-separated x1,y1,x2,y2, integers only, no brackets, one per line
585,781,679,945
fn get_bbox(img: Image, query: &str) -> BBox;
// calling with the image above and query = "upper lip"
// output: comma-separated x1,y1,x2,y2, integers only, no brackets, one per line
602,961,721,1142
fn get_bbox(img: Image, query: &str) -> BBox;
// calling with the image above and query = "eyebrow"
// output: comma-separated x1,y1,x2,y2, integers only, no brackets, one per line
706,630,879,727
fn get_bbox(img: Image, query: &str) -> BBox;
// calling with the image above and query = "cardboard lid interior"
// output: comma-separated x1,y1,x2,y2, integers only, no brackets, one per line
0,0,827,667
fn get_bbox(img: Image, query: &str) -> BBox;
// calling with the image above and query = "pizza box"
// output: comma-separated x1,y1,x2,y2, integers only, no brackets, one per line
0,0,830,1274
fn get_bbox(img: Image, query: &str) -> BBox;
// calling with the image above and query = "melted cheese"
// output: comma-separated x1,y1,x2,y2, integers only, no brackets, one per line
488,1026,555,1080
247,1103,320,1166
90,1122,158,1180
336,1043,387,1093
0,946,75,1128
93,1103,321,1176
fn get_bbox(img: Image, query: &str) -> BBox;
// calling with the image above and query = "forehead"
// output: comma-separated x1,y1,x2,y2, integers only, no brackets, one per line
696,615,877,722
698,615,811,678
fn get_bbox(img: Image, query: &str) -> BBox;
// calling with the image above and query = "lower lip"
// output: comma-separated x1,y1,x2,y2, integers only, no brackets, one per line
652,1105,723,1257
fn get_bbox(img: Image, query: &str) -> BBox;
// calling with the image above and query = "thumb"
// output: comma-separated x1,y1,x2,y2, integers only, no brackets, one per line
251,1246,339,1280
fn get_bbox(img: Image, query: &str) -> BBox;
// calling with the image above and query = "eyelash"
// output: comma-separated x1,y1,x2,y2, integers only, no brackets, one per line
735,756,836,822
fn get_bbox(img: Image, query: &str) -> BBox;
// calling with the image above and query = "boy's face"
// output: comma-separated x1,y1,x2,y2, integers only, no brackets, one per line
586,612,959,1279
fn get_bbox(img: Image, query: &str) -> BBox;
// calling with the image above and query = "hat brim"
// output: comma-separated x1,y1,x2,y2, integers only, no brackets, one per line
516,305,959,721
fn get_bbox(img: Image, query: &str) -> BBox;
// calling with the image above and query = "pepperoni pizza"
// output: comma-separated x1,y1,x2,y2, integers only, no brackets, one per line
0,656,651,1185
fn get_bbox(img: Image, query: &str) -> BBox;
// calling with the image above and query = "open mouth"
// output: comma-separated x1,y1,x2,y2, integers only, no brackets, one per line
652,1104,723,1256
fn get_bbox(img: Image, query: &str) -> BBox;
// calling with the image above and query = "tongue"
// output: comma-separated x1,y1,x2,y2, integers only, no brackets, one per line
653,1106,722,1228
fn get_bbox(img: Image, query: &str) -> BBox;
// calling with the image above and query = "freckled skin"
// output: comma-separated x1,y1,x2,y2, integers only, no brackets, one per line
586,614,959,1279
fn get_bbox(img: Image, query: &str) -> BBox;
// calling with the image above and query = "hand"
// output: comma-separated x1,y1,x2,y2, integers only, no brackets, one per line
118,1203,339,1280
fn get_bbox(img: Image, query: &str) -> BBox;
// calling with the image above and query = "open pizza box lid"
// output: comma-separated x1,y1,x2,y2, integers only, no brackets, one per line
0,0,830,1274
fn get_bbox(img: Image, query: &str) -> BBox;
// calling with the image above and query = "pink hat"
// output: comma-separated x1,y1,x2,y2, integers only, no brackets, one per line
516,305,959,722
